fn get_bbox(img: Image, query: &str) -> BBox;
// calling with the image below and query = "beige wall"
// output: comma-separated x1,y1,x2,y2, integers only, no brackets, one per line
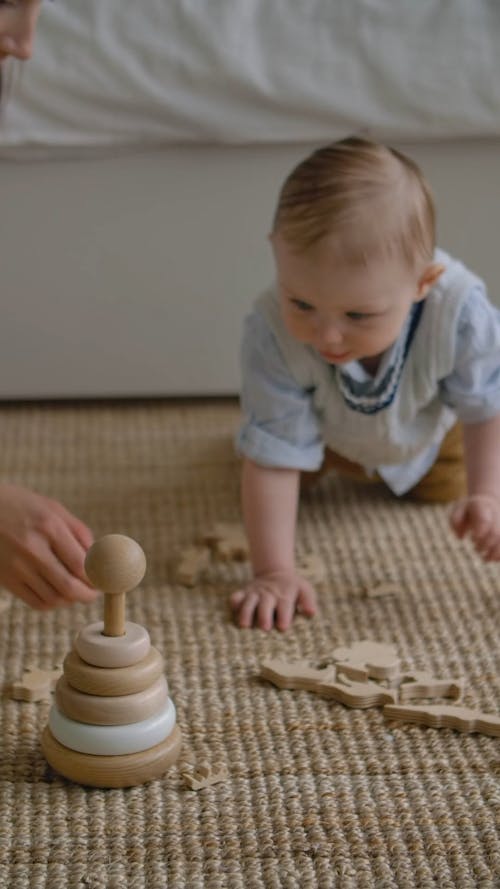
1,140,499,398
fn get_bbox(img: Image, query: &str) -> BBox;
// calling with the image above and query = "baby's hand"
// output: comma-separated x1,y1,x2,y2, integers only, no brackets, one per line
449,494,500,561
230,570,317,631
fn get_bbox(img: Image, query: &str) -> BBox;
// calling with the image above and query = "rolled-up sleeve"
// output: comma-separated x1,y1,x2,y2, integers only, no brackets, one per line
236,310,324,469
440,286,500,423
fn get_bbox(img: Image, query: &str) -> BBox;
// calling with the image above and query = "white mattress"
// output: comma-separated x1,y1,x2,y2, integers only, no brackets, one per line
1,0,500,156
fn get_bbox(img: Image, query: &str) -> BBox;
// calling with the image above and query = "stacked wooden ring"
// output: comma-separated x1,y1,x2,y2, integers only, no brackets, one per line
41,534,182,788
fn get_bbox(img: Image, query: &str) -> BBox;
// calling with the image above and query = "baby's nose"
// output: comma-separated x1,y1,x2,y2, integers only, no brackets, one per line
319,321,344,347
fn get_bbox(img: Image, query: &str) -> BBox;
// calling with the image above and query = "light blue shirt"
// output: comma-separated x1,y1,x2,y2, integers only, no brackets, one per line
237,257,500,495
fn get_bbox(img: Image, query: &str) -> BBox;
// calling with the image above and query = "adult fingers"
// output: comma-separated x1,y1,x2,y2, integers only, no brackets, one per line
52,501,94,553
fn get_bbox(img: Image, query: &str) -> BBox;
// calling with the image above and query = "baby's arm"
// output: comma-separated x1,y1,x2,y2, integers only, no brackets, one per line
449,414,500,560
230,458,317,630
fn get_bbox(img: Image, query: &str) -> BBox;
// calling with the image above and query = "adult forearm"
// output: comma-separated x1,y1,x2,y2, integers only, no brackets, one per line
241,457,299,574
463,414,500,498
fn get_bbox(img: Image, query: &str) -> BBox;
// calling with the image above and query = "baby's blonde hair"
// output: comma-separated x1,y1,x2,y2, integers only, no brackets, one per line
272,137,436,270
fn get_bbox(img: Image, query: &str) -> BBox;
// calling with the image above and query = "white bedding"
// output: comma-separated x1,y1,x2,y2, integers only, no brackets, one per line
1,0,500,155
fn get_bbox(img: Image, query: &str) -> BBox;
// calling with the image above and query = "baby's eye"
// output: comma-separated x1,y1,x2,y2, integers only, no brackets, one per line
346,311,368,321
291,298,314,312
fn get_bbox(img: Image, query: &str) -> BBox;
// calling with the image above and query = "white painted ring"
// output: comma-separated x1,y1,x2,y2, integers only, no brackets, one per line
75,621,150,668
48,698,176,756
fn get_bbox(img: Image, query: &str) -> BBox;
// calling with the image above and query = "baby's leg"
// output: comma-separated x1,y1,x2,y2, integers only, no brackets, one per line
405,424,466,504
300,449,379,492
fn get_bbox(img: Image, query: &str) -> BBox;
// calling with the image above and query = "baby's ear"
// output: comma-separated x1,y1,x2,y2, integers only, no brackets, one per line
416,263,445,301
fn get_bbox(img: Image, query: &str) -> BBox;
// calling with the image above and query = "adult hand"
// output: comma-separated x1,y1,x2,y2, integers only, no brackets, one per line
230,569,317,631
449,494,500,561
0,483,97,609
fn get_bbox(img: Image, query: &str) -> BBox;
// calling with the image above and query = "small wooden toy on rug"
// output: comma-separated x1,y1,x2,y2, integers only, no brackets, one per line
398,671,464,702
332,639,401,682
174,545,211,587
384,703,500,737
202,522,249,562
10,666,62,702
260,658,397,708
41,534,182,788
363,581,400,599
182,761,228,790
259,642,499,737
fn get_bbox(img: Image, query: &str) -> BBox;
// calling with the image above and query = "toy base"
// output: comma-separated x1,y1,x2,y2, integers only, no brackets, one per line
41,724,182,788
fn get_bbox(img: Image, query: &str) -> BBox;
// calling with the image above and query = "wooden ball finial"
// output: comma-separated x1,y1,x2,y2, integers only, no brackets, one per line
85,535,147,637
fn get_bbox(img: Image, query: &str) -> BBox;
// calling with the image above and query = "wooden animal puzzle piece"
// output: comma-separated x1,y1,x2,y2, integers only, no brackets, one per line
398,672,464,702
260,658,397,708
260,658,337,692
332,640,401,681
297,553,327,585
384,704,500,737
182,762,228,790
10,666,62,702
364,581,400,599
174,546,211,587
202,522,249,562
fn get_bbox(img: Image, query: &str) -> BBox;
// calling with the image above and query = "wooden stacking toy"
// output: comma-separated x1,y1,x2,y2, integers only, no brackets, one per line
41,534,182,788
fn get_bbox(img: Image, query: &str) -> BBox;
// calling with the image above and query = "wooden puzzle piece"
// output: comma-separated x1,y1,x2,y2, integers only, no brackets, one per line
398,671,464,702
202,523,249,562
10,666,62,702
260,658,397,708
182,762,228,790
384,704,500,737
364,581,400,599
317,674,398,709
332,640,401,681
296,553,327,585
260,658,337,692
174,546,211,586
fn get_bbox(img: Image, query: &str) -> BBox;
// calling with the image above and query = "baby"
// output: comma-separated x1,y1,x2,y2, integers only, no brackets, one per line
231,137,500,631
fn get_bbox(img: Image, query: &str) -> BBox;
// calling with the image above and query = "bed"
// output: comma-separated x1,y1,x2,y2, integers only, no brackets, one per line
1,0,499,398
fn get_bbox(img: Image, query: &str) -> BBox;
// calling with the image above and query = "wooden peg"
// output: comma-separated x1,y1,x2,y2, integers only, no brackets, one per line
85,534,146,636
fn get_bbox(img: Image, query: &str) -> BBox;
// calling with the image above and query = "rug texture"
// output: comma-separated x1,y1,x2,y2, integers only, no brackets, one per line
0,399,499,889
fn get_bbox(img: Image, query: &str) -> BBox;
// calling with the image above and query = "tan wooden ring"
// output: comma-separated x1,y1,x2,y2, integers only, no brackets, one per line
55,674,169,725
75,621,150,668
41,724,182,788
63,647,164,696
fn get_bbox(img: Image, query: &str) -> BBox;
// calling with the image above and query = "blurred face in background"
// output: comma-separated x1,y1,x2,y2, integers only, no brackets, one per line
0,0,41,63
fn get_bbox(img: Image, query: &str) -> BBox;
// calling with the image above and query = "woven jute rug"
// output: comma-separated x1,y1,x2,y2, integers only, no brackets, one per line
0,399,499,889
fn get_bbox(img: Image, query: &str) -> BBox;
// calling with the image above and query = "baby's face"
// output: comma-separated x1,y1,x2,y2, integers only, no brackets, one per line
272,233,432,369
